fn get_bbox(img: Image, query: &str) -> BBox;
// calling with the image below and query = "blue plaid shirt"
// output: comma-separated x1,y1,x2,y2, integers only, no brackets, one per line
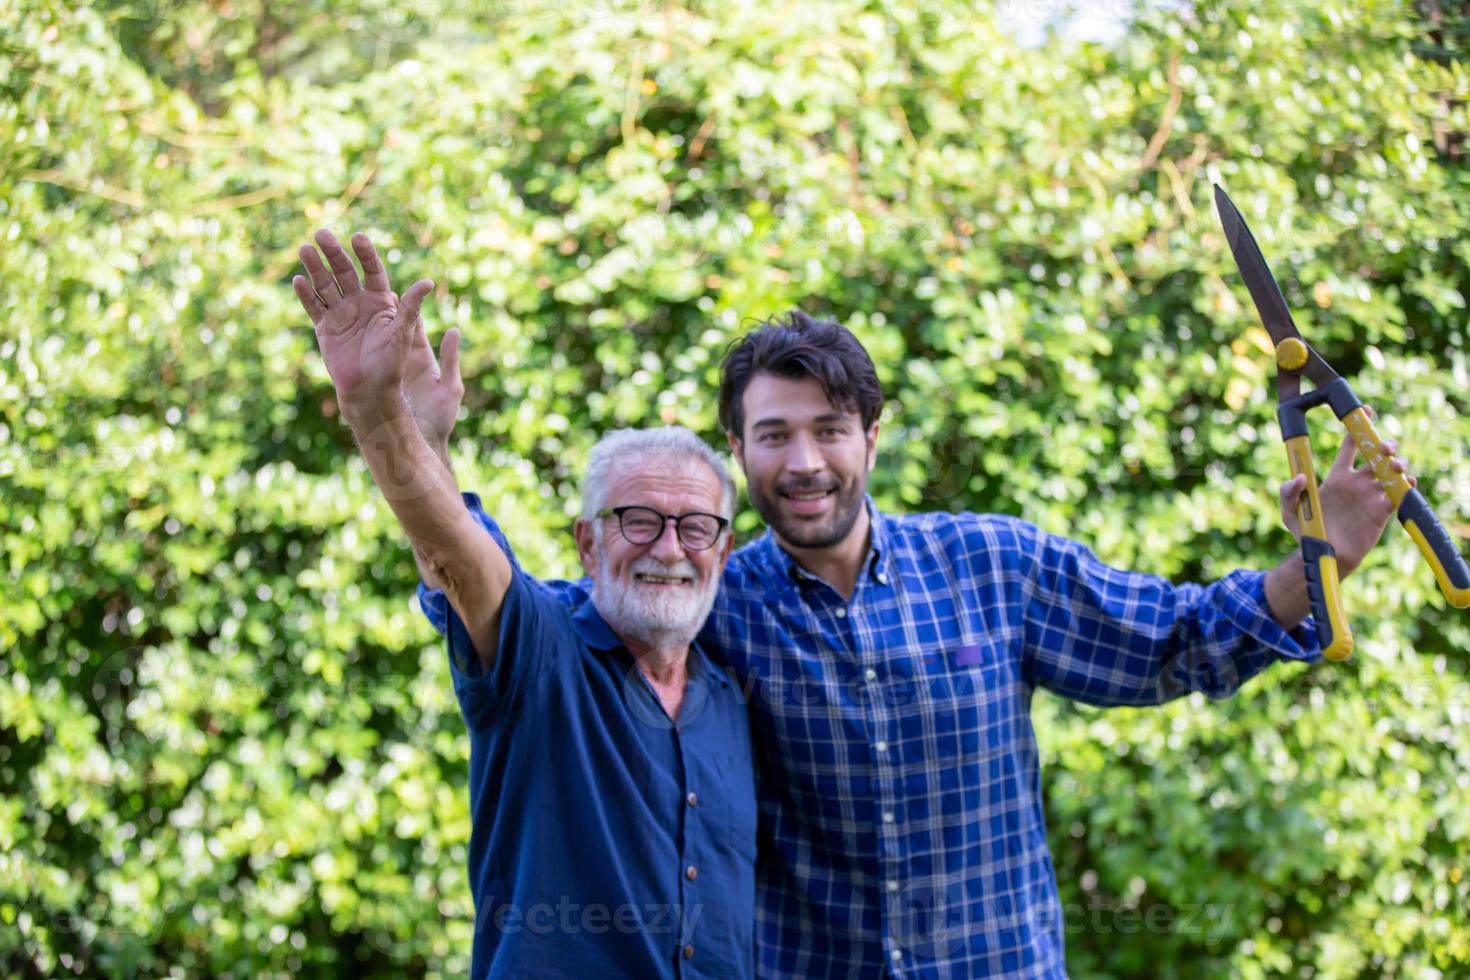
420,494,1321,979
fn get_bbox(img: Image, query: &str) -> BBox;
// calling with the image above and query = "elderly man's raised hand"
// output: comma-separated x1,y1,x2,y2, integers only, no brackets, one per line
400,296,463,448
294,229,433,420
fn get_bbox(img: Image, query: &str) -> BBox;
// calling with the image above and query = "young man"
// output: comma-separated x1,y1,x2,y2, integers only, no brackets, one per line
294,231,756,979
410,301,1409,976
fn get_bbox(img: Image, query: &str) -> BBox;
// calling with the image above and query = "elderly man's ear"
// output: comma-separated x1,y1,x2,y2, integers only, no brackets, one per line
574,520,598,577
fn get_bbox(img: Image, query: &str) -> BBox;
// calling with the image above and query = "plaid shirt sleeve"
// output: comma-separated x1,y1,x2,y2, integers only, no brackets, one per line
1012,515,1323,706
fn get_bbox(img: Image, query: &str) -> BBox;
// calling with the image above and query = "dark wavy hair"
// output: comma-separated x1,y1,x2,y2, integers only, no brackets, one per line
717,310,884,440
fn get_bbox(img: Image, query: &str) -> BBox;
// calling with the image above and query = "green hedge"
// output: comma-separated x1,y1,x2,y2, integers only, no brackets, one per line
2,0,1467,975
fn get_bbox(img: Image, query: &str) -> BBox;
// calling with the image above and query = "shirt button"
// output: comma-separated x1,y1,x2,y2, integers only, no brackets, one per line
875,740,888,753
685,865,698,881
891,949,903,962
882,810,895,823
886,880,899,893
864,668,877,681
684,944,695,960
686,792,699,807
835,607,847,618
877,572,889,585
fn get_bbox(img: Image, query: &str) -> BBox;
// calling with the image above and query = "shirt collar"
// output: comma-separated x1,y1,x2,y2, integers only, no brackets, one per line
572,595,623,651
759,495,892,592
571,593,729,689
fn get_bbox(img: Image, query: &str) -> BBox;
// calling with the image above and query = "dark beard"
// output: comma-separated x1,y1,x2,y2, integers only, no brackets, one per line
748,476,867,550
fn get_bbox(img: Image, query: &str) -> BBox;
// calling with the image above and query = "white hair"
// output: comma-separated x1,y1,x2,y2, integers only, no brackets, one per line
581,426,736,525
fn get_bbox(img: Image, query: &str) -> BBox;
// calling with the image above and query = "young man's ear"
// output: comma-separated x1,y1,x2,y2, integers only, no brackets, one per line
865,421,881,472
726,431,746,473
573,519,597,577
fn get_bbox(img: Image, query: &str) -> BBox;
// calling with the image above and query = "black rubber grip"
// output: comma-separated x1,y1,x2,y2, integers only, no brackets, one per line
1398,489,1470,596
1300,536,1338,652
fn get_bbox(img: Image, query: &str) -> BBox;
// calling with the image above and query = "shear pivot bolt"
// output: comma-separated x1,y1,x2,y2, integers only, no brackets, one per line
1276,338,1309,372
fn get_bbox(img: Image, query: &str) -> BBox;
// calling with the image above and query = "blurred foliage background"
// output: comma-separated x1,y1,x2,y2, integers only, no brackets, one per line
3,0,1469,976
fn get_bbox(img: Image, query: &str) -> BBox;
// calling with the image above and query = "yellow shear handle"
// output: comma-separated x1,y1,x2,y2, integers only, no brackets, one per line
1284,435,1354,660
1341,407,1470,608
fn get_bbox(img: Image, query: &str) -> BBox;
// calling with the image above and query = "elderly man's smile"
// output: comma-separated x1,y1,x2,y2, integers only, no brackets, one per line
633,572,694,587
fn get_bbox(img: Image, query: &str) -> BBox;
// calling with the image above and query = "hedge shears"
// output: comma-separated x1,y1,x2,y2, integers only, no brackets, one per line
1214,184,1470,660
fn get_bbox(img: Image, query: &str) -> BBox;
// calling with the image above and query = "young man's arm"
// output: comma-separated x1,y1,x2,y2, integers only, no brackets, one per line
1020,428,1412,706
294,228,506,671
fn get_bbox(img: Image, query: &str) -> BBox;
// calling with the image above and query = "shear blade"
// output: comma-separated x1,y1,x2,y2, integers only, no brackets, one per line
1214,184,1340,390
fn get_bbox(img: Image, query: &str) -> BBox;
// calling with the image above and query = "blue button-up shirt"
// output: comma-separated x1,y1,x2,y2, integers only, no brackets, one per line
434,512,756,979
421,494,1319,979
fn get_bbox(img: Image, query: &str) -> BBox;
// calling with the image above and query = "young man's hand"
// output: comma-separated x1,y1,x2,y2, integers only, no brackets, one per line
1277,420,1414,577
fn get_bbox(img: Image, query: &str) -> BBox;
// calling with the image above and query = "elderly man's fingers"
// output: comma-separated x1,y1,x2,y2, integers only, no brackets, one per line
397,279,435,333
299,244,339,302
352,232,391,293
439,328,462,387
292,276,327,322
315,228,362,295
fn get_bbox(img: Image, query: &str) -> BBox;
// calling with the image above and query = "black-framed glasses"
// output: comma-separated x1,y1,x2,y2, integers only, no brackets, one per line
596,506,729,551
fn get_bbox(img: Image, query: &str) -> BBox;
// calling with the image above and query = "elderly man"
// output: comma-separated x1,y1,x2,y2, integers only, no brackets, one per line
293,230,756,980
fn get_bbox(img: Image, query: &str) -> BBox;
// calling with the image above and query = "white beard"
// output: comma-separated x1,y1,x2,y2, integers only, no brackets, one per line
592,550,720,650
